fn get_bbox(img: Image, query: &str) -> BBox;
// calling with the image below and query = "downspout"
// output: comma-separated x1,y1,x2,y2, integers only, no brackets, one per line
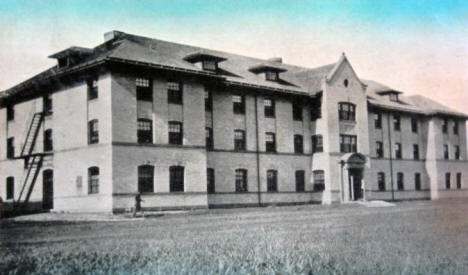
254,94,262,206
386,112,395,201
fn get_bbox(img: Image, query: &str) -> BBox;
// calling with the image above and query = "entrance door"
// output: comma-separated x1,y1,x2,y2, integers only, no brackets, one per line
349,168,363,200
43,170,53,210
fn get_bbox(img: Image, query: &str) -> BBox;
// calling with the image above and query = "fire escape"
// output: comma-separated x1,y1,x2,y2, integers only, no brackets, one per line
14,112,49,208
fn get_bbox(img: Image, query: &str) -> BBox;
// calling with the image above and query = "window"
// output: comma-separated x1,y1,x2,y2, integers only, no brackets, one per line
205,90,212,111
411,117,418,133
393,115,400,131
234,130,246,151
311,135,323,153
264,98,275,117
310,93,322,120
394,143,402,159
445,173,451,189
87,78,98,100
232,95,245,114
444,144,449,160
7,106,14,121
202,60,217,71
292,102,302,121
168,122,183,145
207,168,215,194
295,170,305,192
170,166,184,192
137,119,153,144
138,165,154,193
457,173,462,189
455,146,460,160
374,113,382,129
343,79,349,87
338,102,356,121
88,167,99,194
235,169,248,192
44,94,53,116
378,172,385,191
265,71,278,81
136,78,152,101
44,129,53,151
376,142,383,158
313,170,325,191
167,81,183,104
267,170,278,192
206,127,213,150
442,118,448,134
7,137,14,158
415,173,421,191
413,144,419,160
397,172,404,190
88,120,99,144
453,120,459,135
6,177,14,199
294,135,303,154
265,132,276,152
340,135,357,153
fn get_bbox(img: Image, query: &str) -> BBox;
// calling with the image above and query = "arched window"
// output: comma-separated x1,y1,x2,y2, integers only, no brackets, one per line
338,102,356,121
267,170,278,192
138,165,154,193
170,166,184,192
88,167,99,194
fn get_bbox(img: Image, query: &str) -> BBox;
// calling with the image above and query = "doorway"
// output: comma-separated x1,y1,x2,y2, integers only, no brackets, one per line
43,170,53,210
349,168,363,200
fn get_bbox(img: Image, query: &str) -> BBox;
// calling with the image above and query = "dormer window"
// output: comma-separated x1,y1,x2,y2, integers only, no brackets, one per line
49,47,93,69
265,71,278,81
184,51,226,73
249,63,287,82
202,60,217,71
58,58,69,68
389,93,398,102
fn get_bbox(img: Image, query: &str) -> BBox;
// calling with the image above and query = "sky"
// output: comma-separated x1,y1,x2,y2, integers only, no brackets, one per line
1,0,467,112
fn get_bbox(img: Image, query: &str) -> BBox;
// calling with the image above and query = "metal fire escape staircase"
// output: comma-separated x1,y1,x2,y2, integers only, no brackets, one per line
14,112,45,208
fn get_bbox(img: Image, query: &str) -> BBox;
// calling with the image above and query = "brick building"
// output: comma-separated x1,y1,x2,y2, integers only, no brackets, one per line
1,31,467,213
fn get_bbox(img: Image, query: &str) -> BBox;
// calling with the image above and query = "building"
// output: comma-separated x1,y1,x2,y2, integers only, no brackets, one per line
1,31,467,213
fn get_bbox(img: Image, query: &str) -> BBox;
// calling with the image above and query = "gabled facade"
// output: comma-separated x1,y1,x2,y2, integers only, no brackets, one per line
1,31,467,213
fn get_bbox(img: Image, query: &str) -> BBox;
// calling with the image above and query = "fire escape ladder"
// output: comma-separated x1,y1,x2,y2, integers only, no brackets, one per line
15,155,44,207
20,112,44,157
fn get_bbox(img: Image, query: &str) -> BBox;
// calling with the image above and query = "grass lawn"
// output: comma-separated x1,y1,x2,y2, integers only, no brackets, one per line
1,199,468,274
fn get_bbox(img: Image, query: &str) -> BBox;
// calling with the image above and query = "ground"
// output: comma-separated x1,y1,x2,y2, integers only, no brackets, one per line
1,199,468,274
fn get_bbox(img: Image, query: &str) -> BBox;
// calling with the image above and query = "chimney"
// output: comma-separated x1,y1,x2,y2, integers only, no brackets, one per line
268,57,282,63
104,31,124,42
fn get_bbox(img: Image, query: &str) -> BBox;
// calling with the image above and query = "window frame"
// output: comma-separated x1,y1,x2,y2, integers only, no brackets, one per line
207,168,215,194
167,81,183,104
338,102,356,122
136,78,153,102
202,60,217,71
265,71,279,81
44,129,53,152
340,135,357,153
138,165,154,193
413,144,419,160
168,121,183,145
169,166,185,192
88,119,99,145
378,172,385,191
444,144,449,160
264,98,275,118
87,77,99,100
313,170,325,191
234,129,246,151
455,145,460,160
88,166,99,194
312,135,323,153
294,134,304,154
266,170,278,192
376,141,383,158
415,173,421,191
397,172,404,190
456,173,462,189
395,142,402,159
232,95,245,114
393,115,400,131
235,169,248,193
6,176,14,200
265,132,276,153
137,119,153,144
445,172,451,189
